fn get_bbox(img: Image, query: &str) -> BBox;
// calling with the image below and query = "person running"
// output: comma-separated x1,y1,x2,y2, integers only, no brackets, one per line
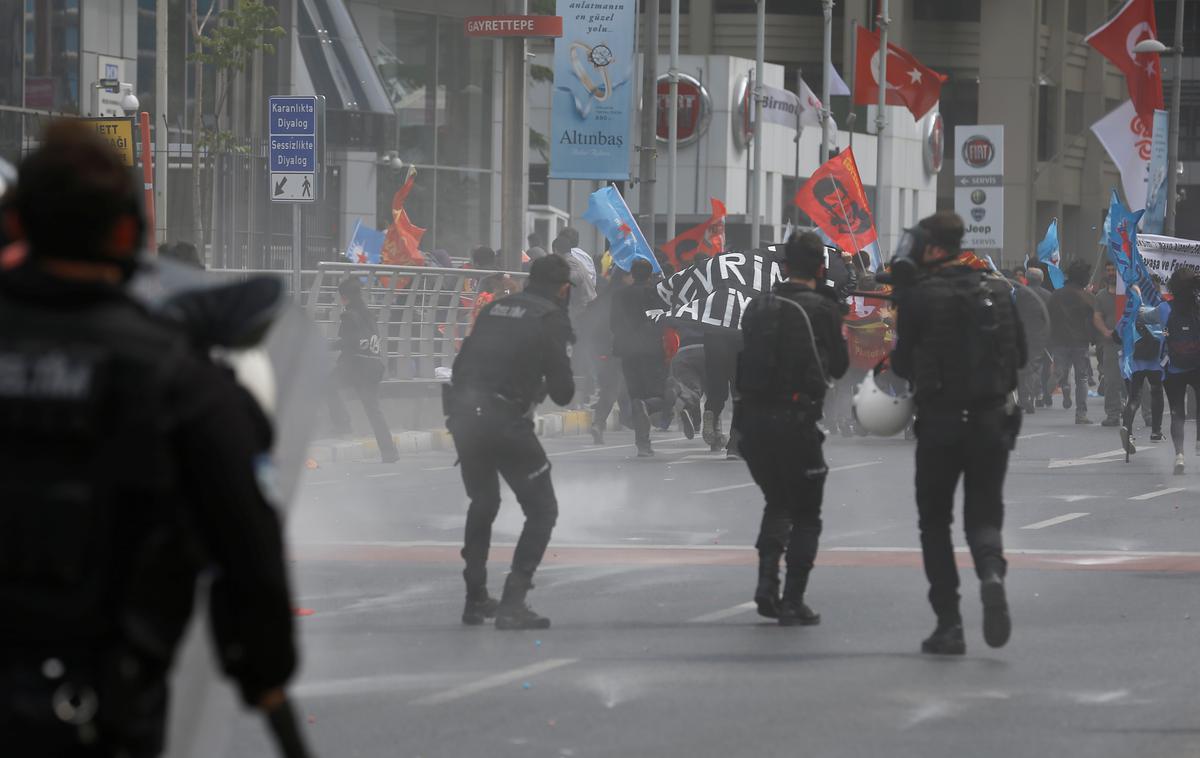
1118,290,1167,460
1155,268,1200,475
1048,260,1096,424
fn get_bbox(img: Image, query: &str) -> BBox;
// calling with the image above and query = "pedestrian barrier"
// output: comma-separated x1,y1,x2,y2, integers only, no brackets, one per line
306,261,528,381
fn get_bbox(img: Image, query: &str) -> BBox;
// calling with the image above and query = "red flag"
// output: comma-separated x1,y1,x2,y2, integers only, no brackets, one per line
658,198,727,269
853,25,947,122
1085,0,1163,121
794,148,878,253
381,171,426,270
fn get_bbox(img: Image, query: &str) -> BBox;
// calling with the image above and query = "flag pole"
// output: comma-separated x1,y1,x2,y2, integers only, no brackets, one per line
751,0,765,250
667,0,680,241
820,0,833,164
874,0,890,256
831,181,868,275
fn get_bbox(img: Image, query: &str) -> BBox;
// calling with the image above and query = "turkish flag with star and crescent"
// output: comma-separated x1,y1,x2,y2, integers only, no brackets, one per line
1085,0,1163,122
853,25,947,122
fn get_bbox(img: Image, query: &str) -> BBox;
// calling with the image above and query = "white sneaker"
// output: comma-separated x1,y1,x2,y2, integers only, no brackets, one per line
1175,454,1185,476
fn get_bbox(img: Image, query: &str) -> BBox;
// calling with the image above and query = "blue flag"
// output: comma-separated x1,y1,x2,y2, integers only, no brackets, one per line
345,219,385,264
1035,219,1065,289
1105,189,1156,378
582,185,660,274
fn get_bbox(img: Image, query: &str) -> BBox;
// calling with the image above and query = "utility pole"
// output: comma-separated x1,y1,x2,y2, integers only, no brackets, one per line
874,0,890,253
667,0,679,241
1165,0,1185,236
500,0,529,270
820,0,833,164
155,0,168,244
750,0,764,250
639,0,660,249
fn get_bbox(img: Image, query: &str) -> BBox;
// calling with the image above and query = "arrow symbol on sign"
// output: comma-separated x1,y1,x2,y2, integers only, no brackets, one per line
274,176,287,196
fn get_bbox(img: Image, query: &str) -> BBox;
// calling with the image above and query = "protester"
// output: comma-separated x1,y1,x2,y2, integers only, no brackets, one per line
1119,288,1166,459
1048,260,1096,424
611,258,672,457
1013,267,1050,414
1149,268,1200,475
1093,262,1123,425
328,277,400,463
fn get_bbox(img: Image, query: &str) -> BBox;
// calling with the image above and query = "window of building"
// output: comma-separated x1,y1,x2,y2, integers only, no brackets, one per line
640,0,691,11
913,0,981,22
1155,2,1200,56
1065,90,1083,135
714,0,821,13
0,1,21,108
23,0,81,113
1067,0,1087,33
1037,85,1057,162
937,77,979,159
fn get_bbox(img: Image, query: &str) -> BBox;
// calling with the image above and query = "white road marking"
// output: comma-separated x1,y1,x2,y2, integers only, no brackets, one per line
366,472,404,479
1130,487,1186,501
1021,513,1089,530
547,437,686,457
1018,432,1052,440
422,465,457,471
688,601,757,623
1051,495,1101,503
691,461,881,495
1048,449,1128,469
410,658,578,706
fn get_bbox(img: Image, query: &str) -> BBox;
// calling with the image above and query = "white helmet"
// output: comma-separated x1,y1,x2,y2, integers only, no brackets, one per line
851,371,914,437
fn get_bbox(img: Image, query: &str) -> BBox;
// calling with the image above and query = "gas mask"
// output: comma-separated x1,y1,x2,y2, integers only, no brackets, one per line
885,226,934,288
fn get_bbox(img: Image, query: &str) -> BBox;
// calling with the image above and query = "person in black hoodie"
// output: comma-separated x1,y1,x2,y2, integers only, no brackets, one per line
329,277,399,462
735,232,849,626
611,258,673,456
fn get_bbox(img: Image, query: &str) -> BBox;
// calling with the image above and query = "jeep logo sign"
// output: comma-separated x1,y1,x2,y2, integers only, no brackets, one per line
962,136,995,169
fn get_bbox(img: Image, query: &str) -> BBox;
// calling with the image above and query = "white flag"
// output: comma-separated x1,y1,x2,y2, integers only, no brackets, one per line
798,79,824,128
1090,99,1152,209
827,63,851,97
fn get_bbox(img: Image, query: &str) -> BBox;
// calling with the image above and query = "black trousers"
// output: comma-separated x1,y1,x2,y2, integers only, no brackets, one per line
1123,370,1164,433
328,362,397,459
450,412,558,595
591,354,623,430
1164,369,1200,454
914,407,1010,622
737,403,828,598
702,332,740,417
621,353,672,445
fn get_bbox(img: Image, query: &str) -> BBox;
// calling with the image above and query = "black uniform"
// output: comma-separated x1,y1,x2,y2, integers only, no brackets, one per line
734,281,848,623
0,268,296,756
447,285,574,617
328,304,398,460
611,281,671,451
891,265,1026,635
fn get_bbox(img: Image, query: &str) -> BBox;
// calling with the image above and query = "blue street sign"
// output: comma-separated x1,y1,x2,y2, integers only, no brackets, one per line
269,95,319,203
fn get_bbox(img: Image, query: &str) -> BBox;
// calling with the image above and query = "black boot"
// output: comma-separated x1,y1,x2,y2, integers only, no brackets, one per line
921,618,966,655
495,573,551,630
980,575,1011,648
461,592,499,626
777,572,819,627
753,554,781,619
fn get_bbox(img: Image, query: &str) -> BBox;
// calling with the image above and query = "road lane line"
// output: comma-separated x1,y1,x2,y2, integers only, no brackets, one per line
547,437,686,457
1130,487,1186,501
1018,432,1052,440
1048,449,1128,469
1021,513,1089,530
688,601,757,623
410,658,578,706
691,461,880,495
366,472,404,479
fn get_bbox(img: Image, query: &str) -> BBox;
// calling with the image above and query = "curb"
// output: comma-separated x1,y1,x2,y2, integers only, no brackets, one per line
309,408,598,464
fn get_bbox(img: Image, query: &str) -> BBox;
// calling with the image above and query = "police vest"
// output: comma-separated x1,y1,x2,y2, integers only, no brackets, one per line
737,288,833,405
0,294,189,647
911,270,1020,408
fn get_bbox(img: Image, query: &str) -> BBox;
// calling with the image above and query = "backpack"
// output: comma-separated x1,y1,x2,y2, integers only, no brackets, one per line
1166,306,1200,371
1132,321,1162,362
736,291,828,402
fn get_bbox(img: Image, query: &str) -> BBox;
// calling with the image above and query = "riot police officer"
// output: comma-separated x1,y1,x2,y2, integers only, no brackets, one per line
447,254,575,630
0,122,296,754
889,211,1026,655
735,232,849,626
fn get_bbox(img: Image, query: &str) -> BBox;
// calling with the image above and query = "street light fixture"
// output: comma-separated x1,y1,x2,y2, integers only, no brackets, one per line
1130,2,1184,236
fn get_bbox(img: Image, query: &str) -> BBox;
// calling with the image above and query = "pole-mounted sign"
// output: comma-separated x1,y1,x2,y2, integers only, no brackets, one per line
464,15,562,38
269,95,322,203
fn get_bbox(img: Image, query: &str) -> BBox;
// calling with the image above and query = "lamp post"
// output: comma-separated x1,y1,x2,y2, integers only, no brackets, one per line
1133,0,1184,235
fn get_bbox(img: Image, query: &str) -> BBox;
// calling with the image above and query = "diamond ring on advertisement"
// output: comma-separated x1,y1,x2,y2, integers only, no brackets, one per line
570,41,612,102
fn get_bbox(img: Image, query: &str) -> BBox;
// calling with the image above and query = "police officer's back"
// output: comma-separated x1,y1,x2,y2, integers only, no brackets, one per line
735,232,848,627
889,211,1026,656
447,255,574,630
0,122,296,754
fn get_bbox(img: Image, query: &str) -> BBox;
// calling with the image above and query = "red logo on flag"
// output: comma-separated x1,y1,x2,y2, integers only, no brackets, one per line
659,198,727,269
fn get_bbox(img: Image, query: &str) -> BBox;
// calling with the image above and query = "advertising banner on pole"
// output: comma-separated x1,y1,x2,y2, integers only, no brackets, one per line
549,0,636,180
1143,109,1169,233
953,125,1004,250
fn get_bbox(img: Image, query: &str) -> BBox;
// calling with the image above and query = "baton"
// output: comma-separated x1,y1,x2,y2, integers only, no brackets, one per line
265,697,315,758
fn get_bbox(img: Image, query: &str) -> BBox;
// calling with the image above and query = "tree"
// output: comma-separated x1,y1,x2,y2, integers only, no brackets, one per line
188,0,284,255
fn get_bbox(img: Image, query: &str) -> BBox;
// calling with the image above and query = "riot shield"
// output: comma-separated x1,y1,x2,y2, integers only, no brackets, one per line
131,258,330,757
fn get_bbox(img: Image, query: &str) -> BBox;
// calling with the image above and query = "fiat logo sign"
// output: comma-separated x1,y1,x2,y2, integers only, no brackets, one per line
656,73,712,146
962,136,996,169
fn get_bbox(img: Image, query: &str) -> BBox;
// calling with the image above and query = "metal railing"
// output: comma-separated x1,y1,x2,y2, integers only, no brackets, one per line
307,262,528,381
